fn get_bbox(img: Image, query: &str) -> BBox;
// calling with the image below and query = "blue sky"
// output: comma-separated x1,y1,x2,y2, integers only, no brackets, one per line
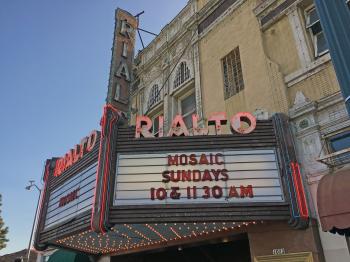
0,0,188,255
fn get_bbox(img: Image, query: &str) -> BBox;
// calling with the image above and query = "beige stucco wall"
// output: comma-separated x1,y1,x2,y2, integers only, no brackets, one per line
198,0,341,121
287,64,340,104
262,16,301,76
249,221,325,262
199,0,291,120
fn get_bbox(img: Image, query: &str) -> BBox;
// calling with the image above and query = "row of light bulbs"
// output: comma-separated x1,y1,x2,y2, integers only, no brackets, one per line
56,221,262,255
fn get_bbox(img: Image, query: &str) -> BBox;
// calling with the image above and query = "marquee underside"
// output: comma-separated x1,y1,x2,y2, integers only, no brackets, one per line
54,221,263,255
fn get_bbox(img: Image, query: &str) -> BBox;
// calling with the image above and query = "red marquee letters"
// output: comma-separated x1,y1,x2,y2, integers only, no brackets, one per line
135,112,256,138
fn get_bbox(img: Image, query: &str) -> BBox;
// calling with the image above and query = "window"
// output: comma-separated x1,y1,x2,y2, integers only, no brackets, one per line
151,114,162,136
318,130,350,166
329,131,350,152
147,84,161,109
139,90,144,115
131,77,140,93
174,61,191,89
222,47,244,100
306,7,328,57
180,93,196,128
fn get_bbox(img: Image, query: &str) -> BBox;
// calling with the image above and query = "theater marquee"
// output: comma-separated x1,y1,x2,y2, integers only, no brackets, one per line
33,107,309,255
114,149,283,205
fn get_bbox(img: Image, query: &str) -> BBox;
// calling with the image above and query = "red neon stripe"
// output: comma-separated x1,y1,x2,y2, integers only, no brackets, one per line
91,104,120,233
90,106,108,231
294,163,309,218
99,112,117,233
99,116,111,233
291,162,309,219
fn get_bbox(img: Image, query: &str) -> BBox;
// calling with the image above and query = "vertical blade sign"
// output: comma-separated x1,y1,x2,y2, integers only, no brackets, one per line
106,9,138,112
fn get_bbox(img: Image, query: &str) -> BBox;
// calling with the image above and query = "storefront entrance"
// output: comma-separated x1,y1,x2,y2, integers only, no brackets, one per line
112,235,251,262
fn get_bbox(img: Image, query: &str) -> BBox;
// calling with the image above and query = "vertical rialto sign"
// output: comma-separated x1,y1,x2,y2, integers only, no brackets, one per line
106,9,138,112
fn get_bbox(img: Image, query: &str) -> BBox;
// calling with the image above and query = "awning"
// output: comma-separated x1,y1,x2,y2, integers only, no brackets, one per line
47,250,91,262
317,167,350,236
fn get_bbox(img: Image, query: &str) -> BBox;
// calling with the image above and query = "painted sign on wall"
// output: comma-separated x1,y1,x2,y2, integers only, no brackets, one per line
114,149,284,205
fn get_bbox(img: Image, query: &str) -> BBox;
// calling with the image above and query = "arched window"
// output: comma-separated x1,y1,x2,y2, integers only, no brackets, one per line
174,61,190,89
147,84,161,108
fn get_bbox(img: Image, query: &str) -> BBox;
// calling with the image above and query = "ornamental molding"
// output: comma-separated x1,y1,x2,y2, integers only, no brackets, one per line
284,54,331,88
254,0,302,30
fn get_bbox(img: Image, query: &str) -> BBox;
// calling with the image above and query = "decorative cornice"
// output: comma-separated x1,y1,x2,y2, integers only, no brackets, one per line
136,29,195,75
289,101,317,119
136,1,197,68
284,54,331,87
254,0,300,30
289,92,343,119
198,0,244,40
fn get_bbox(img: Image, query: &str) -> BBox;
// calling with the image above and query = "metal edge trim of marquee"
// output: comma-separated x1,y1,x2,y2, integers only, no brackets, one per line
91,104,125,233
33,134,101,250
33,159,56,251
272,113,309,229
92,112,310,232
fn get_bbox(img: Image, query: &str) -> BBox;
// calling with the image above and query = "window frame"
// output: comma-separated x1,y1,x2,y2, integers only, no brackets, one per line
173,61,191,90
177,90,196,128
139,90,145,115
147,84,162,110
319,129,350,167
305,6,329,58
149,110,163,137
327,130,350,153
221,46,244,100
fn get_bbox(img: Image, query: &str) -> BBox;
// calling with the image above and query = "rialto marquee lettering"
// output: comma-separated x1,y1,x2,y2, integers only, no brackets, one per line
54,130,98,177
135,112,257,138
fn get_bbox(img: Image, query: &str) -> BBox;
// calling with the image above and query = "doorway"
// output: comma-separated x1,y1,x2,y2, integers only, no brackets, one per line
113,235,251,262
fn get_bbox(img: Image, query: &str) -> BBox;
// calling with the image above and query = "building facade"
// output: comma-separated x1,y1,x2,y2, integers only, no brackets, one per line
130,0,350,261
33,1,350,262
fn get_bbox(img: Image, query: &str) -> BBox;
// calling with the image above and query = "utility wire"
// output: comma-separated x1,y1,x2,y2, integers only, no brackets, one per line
137,29,145,49
134,11,158,50
138,28,158,36
144,30,197,116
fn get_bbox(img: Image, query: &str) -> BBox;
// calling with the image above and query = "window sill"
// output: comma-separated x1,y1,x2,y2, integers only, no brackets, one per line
284,52,331,88
317,147,350,167
171,78,195,97
147,100,164,117
224,88,244,101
